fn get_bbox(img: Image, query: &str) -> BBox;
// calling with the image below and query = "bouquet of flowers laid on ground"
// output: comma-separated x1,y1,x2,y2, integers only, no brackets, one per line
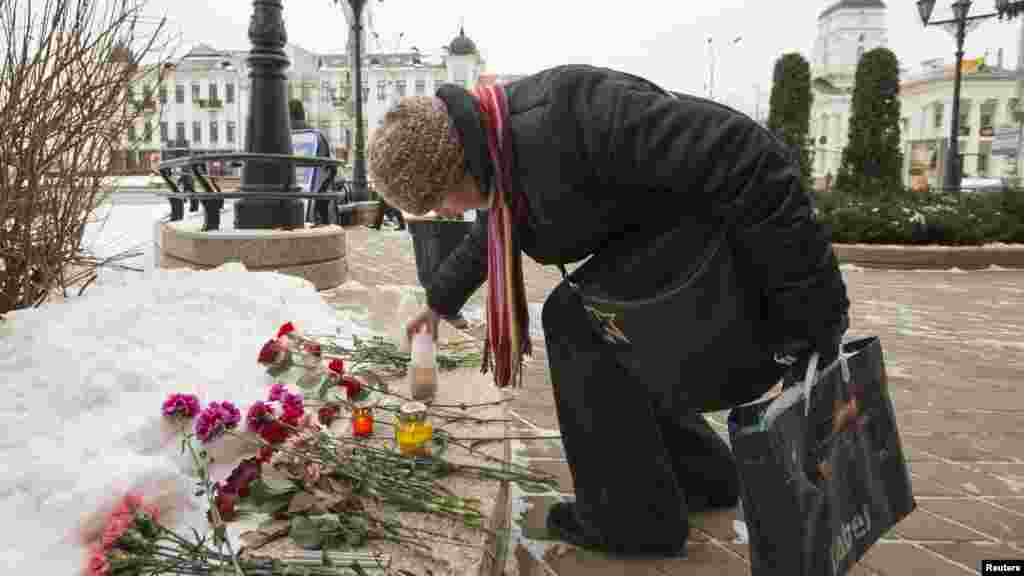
157,377,556,561
80,395,368,576
258,321,482,382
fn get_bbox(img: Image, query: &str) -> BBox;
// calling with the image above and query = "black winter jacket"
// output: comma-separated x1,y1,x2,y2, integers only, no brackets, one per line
427,65,849,352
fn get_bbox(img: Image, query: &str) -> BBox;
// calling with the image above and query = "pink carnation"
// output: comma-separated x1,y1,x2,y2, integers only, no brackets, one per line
194,401,241,444
267,383,288,402
246,401,281,434
85,543,109,575
101,514,132,549
161,393,200,420
282,391,304,421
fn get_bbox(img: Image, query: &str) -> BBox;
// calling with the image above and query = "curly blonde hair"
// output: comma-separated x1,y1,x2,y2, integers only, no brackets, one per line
368,96,465,216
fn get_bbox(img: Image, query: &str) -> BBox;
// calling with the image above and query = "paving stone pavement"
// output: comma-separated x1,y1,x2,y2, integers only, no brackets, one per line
328,226,1024,575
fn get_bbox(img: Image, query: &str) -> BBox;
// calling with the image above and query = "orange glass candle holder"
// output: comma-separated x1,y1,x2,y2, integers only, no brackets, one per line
351,404,374,437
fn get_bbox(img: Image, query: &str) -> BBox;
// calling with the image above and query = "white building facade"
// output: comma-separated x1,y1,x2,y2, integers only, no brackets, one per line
118,28,484,176
809,0,889,189
899,64,1021,190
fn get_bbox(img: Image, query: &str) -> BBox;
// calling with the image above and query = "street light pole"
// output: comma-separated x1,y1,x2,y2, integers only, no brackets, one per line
234,0,303,229
348,0,368,201
949,14,967,189
916,0,1001,191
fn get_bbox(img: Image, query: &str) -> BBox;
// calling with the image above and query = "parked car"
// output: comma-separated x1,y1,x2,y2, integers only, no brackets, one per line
960,176,1010,194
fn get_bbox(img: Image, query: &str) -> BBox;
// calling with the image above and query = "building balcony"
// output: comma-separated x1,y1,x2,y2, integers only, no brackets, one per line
195,98,224,110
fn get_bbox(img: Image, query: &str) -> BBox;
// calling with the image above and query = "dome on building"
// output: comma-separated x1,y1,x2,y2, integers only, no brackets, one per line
819,0,886,20
447,26,477,56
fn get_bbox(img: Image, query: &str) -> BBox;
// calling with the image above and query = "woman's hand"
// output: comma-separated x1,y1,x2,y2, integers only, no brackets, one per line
406,306,441,343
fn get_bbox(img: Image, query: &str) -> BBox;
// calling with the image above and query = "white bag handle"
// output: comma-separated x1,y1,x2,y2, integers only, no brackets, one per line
801,352,820,417
801,347,853,417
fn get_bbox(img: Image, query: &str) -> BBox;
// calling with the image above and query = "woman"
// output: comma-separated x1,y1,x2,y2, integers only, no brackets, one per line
368,64,849,557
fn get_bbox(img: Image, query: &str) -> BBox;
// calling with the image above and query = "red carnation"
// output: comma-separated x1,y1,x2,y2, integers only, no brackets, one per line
211,491,237,522
257,446,275,463
276,321,296,338
259,421,290,445
257,339,288,366
317,405,340,426
327,358,344,374
341,376,363,400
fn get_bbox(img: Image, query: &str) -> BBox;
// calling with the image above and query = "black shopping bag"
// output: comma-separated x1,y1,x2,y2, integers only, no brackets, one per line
727,336,916,576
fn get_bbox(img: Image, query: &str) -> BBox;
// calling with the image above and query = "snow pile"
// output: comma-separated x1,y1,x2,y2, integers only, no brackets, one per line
0,263,365,573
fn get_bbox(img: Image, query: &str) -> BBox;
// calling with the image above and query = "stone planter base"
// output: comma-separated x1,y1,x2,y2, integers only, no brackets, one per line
157,215,347,290
833,243,1024,270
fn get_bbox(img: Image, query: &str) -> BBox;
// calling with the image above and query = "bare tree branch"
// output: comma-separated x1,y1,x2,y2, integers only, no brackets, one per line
0,0,175,313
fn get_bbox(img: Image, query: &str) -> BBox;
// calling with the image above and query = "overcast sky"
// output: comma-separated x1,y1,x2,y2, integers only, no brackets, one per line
150,0,1024,119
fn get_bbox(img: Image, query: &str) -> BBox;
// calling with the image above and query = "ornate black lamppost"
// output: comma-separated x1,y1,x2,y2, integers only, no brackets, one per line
234,0,302,229
917,0,1001,191
333,0,370,202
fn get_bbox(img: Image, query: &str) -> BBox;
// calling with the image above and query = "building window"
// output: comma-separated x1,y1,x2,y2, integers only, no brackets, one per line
192,121,201,144
933,102,944,130
395,80,407,97
978,141,992,176
981,100,997,130
208,83,218,102
959,102,971,136
227,121,236,144
160,122,168,141
210,121,219,143
159,85,167,104
175,85,184,104
144,121,153,143
191,84,200,102
362,82,369,103
321,81,332,103
175,122,185,143
376,80,387,101
225,83,235,104
415,79,426,95
127,124,136,142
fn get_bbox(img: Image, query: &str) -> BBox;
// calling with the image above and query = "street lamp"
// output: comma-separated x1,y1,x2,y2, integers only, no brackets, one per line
334,0,370,201
917,0,1000,190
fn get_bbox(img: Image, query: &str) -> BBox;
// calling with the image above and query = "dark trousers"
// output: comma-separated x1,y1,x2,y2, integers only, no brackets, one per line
542,280,740,551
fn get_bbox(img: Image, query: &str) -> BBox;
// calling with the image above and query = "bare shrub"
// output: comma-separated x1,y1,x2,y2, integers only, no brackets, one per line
0,0,173,316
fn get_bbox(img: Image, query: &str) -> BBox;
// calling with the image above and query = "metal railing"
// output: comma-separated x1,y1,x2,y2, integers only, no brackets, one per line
156,152,378,231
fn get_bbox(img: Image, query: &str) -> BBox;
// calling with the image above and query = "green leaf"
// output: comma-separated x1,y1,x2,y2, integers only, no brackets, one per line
290,516,324,550
245,477,298,509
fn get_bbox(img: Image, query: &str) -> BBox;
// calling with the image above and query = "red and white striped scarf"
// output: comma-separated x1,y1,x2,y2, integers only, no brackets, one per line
474,84,531,388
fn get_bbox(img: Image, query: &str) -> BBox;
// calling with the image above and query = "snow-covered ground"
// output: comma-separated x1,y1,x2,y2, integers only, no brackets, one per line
0,261,386,572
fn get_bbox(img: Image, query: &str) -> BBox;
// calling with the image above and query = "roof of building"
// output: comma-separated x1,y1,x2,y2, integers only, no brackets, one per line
819,0,886,21
447,26,477,56
901,64,1019,92
183,43,225,59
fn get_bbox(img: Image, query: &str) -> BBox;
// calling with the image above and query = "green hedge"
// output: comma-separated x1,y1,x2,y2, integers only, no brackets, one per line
814,188,1024,245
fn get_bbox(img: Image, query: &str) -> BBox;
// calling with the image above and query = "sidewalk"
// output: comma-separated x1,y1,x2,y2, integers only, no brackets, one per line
327,226,1024,575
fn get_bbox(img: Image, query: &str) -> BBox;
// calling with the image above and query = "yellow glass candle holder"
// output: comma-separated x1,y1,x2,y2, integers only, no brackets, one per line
351,403,374,438
396,401,433,456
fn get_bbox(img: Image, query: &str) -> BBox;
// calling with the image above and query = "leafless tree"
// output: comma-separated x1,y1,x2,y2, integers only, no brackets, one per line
0,0,174,316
